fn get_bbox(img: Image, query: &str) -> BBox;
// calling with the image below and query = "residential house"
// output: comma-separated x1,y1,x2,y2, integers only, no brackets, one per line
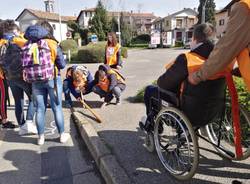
77,8,156,35
152,8,198,46
16,0,76,42
215,0,235,38
215,10,229,38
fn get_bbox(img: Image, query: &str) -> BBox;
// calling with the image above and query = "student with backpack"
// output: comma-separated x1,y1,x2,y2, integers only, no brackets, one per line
92,64,126,105
0,20,35,132
23,21,69,145
63,65,94,108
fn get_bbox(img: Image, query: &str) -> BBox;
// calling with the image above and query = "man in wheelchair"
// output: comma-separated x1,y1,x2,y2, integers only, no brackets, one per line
140,23,227,132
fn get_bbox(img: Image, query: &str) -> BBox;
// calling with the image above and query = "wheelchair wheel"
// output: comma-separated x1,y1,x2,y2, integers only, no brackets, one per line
144,132,155,153
154,107,199,181
206,106,250,160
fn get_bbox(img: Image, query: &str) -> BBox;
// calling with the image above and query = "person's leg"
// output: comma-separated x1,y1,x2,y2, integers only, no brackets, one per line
21,81,35,121
32,83,47,136
48,78,65,134
144,85,159,115
112,84,126,104
92,86,107,98
63,79,72,107
48,77,70,143
9,81,25,126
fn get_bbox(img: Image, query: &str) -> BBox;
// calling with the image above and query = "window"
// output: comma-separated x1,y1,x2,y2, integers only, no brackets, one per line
219,19,225,26
176,19,182,27
85,12,88,17
52,24,56,30
189,18,194,25
165,20,169,27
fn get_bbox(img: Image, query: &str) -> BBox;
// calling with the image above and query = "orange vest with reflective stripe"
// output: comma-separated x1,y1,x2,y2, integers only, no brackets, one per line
237,0,250,91
185,52,234,80
106,44,121,66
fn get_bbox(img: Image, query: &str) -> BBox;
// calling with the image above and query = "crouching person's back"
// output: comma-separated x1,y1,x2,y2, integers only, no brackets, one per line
23,21,69,145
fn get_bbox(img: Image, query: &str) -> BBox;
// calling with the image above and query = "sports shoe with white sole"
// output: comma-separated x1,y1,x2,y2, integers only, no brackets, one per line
19,120,38,135
60,132,70,143
37,134,45,145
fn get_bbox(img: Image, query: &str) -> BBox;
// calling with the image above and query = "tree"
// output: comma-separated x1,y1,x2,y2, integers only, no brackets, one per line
197,0,216,25
89,0,110,41
120,12,132,46
110,17,118,32
68,20,89,45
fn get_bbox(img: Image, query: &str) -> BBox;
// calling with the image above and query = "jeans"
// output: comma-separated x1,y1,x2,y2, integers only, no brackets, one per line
32,77,64,135
9,79,35,126
92,83,126,102
63,78,80,105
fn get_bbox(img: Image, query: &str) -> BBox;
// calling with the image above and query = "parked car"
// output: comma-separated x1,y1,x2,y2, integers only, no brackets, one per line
148,44,157,49
184,40,191,49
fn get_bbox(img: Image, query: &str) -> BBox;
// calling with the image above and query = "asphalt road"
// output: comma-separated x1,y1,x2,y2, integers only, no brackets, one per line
73,48,250,184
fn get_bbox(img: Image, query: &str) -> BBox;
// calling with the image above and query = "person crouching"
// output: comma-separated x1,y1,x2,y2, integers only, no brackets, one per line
93,64,126,105
63,65,94,108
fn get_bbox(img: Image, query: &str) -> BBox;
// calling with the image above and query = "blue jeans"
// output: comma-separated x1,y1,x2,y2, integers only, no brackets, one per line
32,77,64,135
9,80,35,126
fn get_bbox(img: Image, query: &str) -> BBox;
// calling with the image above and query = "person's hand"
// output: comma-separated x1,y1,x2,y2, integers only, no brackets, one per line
188,73,201,85
116,65,122,70
77,97,82,102
80,87,86,94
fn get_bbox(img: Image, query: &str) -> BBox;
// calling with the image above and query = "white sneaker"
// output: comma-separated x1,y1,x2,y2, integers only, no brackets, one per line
19,123,28,135
19,121,37,135
60,132,70,143
26,120,38,134
37,134,45,145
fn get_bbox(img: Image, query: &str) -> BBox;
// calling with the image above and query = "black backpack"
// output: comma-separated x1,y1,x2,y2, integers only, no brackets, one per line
0,40,23,80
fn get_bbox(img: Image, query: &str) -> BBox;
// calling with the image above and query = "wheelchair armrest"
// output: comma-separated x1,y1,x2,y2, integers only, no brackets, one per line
157,87,179,107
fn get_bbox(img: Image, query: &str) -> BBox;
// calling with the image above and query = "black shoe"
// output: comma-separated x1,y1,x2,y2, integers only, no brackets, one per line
2,121,17,129
116,98,121,105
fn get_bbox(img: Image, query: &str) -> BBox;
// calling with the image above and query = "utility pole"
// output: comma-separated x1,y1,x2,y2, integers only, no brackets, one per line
117,0,122,45
202,0,208,23
57,0,63,42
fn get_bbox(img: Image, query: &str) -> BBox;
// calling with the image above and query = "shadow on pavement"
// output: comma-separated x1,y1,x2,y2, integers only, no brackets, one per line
96,127,250,184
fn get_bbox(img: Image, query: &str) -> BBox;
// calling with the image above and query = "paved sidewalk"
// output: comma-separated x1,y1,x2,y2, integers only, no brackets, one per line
73,48,250,184
0,105,104,184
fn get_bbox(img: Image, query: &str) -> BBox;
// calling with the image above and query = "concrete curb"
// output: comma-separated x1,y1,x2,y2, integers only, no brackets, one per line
72,109,132,184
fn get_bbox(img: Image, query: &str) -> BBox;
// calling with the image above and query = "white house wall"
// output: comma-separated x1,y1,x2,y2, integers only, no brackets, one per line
17,11,69,42
49,21,68,42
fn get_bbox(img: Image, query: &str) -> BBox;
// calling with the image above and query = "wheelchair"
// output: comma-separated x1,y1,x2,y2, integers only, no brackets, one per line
140,75,250,181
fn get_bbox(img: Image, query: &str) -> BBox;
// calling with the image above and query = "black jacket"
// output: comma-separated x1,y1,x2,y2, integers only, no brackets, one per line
157,41,214,93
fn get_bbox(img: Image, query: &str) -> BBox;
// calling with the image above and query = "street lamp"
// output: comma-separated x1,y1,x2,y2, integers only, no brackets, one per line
201,0,208,23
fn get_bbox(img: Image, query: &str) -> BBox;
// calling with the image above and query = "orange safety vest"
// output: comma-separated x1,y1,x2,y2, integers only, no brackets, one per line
185,52,235,80
106,44,121,66
236,0,250,91
98,77,110,92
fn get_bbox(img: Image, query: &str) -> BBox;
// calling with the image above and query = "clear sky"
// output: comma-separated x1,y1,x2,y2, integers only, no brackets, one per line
0,0,230,20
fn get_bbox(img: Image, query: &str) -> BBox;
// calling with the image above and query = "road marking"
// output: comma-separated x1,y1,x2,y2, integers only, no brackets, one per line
44,121,57,136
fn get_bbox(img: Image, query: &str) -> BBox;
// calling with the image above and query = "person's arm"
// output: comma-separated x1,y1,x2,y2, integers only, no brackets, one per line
85,72,94,93
116,48,122,67
55,46,66,70
108,74,118,91
190,2,250,84
157,54,188,92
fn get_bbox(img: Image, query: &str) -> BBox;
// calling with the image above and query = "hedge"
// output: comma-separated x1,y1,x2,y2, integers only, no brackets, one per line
72,42,128,63
60,39,78,53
